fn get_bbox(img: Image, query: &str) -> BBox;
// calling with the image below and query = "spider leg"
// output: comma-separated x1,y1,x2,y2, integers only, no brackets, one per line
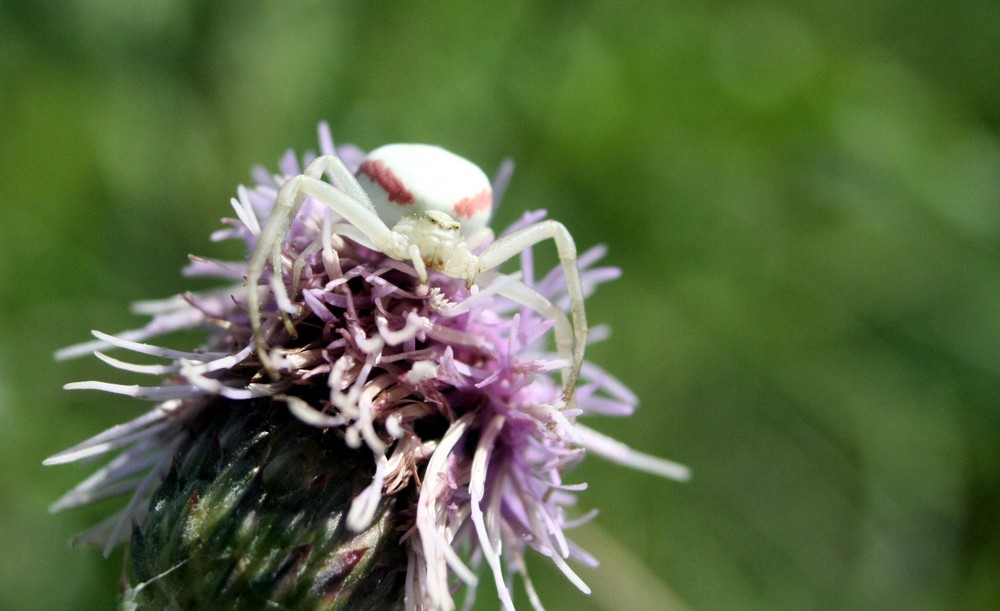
247,154,398,376
407,243,430,291
476,220,587,405
492,276,575,406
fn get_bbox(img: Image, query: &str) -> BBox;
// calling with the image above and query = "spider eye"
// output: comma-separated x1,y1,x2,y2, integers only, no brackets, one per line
425,210,461,231
357,144,493,235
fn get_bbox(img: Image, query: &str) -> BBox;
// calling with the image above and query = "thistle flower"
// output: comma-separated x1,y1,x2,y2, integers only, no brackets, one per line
48,123,689,610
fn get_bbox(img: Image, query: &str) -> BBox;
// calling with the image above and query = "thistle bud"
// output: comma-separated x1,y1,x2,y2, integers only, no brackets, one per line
125,400,406,609
48,123,689,610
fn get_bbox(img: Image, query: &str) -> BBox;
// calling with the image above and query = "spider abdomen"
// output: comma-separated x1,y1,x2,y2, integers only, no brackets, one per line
356,144,493,236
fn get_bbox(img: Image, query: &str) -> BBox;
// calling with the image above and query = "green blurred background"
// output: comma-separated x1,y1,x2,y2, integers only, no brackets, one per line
2,1,999,609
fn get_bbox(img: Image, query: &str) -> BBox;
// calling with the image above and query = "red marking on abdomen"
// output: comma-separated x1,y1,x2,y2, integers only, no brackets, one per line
358,159,414,204
454,190,492,218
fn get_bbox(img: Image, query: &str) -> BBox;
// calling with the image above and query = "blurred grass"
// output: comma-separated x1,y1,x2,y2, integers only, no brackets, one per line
2,1,999,609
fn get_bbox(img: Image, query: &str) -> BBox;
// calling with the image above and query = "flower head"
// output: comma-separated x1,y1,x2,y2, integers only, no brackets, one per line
49,123,688,610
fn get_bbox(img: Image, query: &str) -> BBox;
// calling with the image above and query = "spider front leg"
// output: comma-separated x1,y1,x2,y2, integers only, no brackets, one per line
492,277,576,405
246,155,399,376
476,220,587,404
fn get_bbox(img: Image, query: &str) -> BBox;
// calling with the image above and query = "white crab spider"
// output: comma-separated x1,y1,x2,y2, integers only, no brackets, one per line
246,143,587,403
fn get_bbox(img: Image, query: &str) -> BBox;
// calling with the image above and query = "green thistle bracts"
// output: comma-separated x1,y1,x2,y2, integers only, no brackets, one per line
124,400,407,610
